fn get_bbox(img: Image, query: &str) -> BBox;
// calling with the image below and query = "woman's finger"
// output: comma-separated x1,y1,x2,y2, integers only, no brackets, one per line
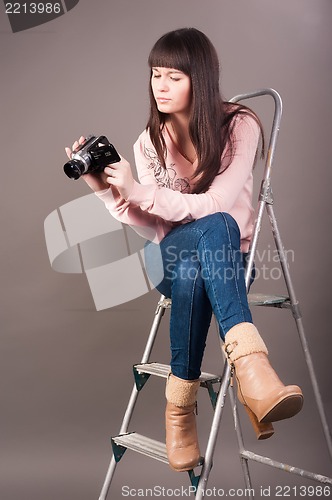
104,166,115,176
65,137,85,160
65,147,72,159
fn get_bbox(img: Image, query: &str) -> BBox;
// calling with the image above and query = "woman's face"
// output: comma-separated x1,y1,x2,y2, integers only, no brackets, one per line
151,67,192,117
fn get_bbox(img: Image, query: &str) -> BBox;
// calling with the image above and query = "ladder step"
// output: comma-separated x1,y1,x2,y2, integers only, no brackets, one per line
159,294,290,308
134,362,221,384
248,292,289,306
112,432,204,467
112,432,168,464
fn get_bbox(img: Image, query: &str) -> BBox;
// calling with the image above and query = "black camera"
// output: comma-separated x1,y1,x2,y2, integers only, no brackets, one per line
63,135,121,180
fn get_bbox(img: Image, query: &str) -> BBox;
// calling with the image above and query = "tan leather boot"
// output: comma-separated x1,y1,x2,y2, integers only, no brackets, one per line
223,323,303,439
165,374,201,471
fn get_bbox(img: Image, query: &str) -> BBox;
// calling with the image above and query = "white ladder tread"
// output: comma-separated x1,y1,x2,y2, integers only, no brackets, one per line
134,362,220,383
112,432,204,467
160,294,289,308
112,432,168,464
248,293,289,306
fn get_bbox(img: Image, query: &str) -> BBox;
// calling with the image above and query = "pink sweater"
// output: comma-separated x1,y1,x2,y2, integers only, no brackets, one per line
96,114,260,252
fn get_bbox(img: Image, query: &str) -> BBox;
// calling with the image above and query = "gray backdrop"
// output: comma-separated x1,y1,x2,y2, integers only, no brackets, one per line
1,1,331,498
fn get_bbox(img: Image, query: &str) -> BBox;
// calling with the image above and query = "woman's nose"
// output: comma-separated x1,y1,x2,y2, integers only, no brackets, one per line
157,77,169,92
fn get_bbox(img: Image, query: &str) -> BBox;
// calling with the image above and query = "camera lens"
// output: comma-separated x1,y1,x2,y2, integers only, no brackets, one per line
63,159,85,180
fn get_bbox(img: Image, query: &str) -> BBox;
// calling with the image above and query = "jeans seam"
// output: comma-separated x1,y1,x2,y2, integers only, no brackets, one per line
195,215,246,337
198,229,226,337
220,213,246,325
185,266,199,380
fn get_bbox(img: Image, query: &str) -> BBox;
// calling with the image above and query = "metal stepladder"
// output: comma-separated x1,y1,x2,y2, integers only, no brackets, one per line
98,89,332,499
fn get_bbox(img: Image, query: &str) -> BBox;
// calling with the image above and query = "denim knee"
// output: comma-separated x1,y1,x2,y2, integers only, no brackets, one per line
191,212,240,238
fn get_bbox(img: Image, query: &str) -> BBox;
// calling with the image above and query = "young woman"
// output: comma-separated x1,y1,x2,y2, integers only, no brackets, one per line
65,28,303,472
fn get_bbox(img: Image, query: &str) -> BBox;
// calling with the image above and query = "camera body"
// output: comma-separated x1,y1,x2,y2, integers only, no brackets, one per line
64,135,121,180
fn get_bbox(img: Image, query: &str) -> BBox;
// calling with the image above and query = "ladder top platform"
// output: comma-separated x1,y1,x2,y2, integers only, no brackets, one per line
159,293,289,309
248,293,288,306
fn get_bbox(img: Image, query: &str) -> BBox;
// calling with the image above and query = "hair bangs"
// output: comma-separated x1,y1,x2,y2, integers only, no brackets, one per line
148,32,191,75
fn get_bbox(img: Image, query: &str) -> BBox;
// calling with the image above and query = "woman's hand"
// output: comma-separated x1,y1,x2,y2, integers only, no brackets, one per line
64,136,135,199
64,136,109,193
104,158,135,200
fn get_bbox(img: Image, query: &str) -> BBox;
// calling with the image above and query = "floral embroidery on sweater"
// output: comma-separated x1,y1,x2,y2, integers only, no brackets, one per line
143,145,191,193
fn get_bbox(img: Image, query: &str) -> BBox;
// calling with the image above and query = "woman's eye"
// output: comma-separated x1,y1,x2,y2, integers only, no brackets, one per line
170,77,180,82
152,74,161,78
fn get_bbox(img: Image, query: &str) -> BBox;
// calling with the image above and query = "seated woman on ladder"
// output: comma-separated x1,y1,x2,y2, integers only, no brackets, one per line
66,27,303,472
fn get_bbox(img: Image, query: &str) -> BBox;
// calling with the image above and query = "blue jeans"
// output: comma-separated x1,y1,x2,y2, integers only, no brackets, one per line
144,213,254,381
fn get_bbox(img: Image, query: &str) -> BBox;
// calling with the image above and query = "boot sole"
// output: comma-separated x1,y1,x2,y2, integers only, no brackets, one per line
260,394,304,423
168,456,204,472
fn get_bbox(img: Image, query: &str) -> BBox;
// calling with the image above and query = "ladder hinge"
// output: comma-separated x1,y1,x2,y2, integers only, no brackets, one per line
111,437,128,463
202,380,219,410
133,365,151,391
187,469,200,491
259,179,274,205
155,298,172,315
291,301,302,320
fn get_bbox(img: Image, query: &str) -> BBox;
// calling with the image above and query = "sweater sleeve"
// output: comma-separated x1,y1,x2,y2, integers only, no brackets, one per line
126,114,260,222
95,186,174,243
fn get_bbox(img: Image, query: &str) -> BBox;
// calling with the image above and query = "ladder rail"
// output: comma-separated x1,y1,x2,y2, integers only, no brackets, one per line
98,295,168,500
195,363,248,499
230,88,282,290
228,384,255,498
232,89,332,461
266,202,332,460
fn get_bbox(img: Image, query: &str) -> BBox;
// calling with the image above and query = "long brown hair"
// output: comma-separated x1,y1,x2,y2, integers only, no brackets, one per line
146,28,264,194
